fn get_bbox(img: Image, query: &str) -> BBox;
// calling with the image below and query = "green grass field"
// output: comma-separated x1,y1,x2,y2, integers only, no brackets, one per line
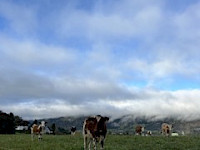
0,133,200,150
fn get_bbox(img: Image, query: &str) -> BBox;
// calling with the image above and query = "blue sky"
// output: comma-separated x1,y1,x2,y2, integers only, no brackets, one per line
0,0,200,120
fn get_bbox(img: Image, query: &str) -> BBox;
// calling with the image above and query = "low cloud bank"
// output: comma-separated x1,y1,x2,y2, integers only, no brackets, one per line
1,86,200,121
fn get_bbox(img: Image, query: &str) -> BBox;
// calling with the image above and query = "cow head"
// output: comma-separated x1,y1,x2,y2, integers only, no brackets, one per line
96,116,109,138
100,116,109,123
95,115,109,122
39,121,46,134
168,124,172,131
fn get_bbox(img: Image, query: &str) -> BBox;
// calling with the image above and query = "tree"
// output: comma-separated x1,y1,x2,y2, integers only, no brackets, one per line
51,123,56,135
0,111,15,134
33,119,38,125
0,111,29,134
8,113,15,134
15,116,23,126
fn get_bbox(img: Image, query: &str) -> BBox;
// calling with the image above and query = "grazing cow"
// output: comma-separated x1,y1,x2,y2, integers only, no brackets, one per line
146,130,152,136
31,121,46,140
71,126,76,135
161,123,172,136
83,115,109,150
135,125,144,135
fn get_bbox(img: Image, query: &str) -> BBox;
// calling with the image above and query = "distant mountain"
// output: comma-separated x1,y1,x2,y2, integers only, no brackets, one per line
32,115,200,135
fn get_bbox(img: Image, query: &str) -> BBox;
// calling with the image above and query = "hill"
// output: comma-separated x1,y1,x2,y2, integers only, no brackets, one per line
33,115,200,135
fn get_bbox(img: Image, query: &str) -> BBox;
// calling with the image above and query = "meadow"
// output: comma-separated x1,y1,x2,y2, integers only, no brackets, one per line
1,133,200,150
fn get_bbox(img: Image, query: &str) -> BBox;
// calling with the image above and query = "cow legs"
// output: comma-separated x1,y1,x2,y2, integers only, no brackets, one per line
88,138,93,150
38,133,42,141
84,136,95,150
84,136,89,150
93,138,97,150
100,140,104,150
100,136,105,150
162,129,165,135
84,136,87,150
31,133,34,141
31,133,43,141
88,140,91,150
31,128,34,141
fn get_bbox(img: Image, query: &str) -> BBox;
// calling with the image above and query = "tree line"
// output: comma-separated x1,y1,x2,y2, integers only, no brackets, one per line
0,110,59,134
0,110,29,134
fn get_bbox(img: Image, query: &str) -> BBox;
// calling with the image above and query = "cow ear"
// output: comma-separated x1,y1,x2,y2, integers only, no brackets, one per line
104,117,109,122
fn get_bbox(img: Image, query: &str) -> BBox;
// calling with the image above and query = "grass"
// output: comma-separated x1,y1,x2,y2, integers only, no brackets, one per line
1,133,200,150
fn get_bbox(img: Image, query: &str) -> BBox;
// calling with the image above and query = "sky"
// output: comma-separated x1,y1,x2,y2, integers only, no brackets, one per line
0,0,200,121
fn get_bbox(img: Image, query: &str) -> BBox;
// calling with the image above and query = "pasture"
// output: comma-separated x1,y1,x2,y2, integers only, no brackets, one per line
0,133,200,150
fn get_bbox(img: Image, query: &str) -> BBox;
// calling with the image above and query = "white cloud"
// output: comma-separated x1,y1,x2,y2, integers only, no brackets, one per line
174,2,200,40
52,0,163,41
1,0,200,120
0,36,77,66
1,88,200,121
126,58,179,80
0,100,87,119
0,1,37,35
107,89,200,120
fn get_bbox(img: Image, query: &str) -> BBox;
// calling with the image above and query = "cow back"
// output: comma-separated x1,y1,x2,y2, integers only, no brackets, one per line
161,123,172,135
32,124,42,133
162,123,172,130
135,125,144,133
84,117,98,137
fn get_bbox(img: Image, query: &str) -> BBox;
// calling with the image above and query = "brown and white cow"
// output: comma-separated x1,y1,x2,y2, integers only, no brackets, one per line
161,123,172,136
83,115,109,150
135,125,144,135
31,121,46,141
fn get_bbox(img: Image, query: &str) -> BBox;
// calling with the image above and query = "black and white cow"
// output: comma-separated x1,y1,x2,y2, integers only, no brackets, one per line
83,115,109,150
71,126,76,135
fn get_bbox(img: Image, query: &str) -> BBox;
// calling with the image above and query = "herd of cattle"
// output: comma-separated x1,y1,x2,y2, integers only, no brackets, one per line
31,115,177,149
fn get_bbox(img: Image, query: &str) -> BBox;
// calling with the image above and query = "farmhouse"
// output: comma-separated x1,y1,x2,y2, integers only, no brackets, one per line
15,126,28,131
